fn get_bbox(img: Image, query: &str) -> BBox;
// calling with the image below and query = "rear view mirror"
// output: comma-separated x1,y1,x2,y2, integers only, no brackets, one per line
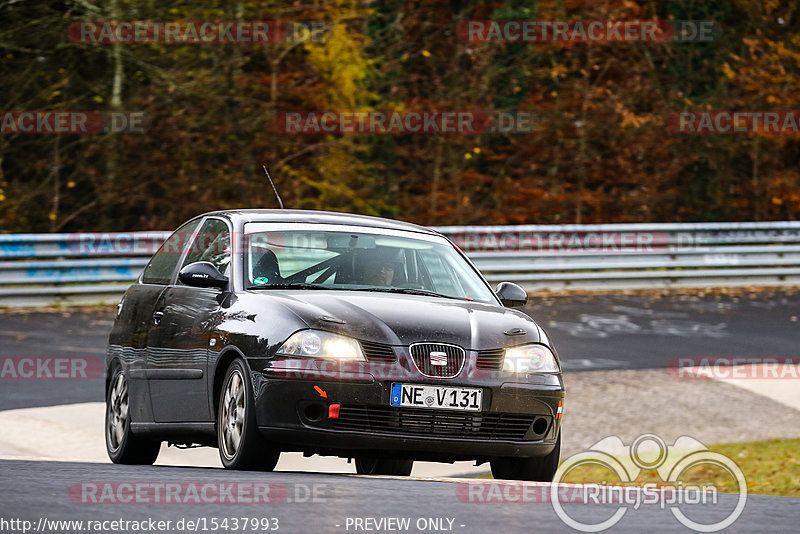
327,233,376,249
178,261,228,289
495,282,528,307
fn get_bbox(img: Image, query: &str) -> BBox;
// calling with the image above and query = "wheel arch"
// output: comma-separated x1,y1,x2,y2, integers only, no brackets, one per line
212,346,249,417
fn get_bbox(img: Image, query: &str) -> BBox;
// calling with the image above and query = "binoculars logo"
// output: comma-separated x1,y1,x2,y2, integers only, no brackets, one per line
550,434,747,532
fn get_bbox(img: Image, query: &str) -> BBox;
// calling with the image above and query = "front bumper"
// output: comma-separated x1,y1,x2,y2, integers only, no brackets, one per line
252,360,564,461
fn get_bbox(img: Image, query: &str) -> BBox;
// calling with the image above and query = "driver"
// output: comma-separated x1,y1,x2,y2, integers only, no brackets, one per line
355,248,399,286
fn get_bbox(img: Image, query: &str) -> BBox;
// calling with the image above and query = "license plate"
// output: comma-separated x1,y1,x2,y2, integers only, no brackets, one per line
390,383,482,412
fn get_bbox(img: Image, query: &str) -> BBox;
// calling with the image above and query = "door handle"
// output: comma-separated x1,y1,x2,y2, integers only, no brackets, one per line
153,310,165,325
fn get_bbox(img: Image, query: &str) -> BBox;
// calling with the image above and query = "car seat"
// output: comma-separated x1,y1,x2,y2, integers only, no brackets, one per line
253,249,284,283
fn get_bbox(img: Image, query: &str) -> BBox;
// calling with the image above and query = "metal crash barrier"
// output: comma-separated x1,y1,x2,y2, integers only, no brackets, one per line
1,222,799,307
0,231,170,307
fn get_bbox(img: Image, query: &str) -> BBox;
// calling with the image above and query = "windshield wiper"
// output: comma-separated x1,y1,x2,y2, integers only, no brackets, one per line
247,282,332,290
360,287,468,300
248,284,470,300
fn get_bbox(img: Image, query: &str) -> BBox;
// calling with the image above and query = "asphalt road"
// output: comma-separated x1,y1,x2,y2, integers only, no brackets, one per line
1,460,796,534
0,309,111,410
2,291,800,410
527,290,800,371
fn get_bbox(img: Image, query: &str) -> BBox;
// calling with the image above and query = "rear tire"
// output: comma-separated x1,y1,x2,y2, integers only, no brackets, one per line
355,457,413,476
491,433,561,481
217,359,280,471
105,366,160,465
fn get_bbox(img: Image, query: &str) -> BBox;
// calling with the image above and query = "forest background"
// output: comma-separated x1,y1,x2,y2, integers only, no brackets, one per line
1,0,798,232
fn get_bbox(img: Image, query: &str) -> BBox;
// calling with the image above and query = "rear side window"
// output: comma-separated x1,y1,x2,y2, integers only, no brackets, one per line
140,219,200,285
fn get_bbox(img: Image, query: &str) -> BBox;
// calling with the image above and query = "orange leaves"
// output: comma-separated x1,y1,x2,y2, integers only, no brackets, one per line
550,64,568,79
722,62,736,79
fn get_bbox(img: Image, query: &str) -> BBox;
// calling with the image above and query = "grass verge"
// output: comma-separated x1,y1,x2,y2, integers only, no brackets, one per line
554,437,800,497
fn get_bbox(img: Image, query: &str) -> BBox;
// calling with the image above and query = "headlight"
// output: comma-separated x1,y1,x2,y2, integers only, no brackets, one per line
503,344,559,373
277,330,365,361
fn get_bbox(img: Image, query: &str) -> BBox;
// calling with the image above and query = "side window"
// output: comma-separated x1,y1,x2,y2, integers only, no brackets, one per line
180,218,231,278
141,219,200,285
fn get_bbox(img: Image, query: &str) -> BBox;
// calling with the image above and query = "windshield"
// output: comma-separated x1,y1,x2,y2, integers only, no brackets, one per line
242,223,497,303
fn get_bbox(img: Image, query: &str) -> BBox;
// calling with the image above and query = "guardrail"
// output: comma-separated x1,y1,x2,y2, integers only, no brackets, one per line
441,221,800,292
0,232,170,307
1,222,799,307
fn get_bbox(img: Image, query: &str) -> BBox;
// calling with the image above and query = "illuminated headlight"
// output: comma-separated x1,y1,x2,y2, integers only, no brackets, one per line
277,330,366,361
502,344,560,373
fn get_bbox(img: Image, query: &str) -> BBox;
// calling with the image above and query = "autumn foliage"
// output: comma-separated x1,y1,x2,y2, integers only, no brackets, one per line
0,0,798,232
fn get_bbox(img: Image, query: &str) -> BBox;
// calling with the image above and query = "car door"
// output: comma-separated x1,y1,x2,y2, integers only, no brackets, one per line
121,218,201,423
146,217,231,423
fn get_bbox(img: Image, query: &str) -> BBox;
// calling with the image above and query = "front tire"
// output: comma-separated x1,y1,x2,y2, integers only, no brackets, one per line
355,457,413,476
217,359,280,470
491,433,561,481
105,366,160,465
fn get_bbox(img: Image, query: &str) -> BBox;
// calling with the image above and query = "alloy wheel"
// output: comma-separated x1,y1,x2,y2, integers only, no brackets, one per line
107,372,129,451
221,369,245,459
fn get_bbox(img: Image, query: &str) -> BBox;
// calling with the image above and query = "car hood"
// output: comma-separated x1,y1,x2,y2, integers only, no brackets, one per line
259,290,542,350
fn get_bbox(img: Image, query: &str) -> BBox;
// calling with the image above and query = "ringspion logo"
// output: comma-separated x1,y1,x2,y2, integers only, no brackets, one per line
551,434,747,532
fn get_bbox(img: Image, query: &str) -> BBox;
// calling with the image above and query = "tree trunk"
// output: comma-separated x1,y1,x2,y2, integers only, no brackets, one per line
106,0,123,191
50,136,61,232
430,139,443,224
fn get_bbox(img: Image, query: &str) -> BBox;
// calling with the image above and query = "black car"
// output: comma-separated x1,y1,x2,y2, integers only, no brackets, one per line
105,209,565,480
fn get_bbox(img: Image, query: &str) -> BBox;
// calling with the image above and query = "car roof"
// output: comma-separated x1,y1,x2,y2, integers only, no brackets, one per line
200,209,442,237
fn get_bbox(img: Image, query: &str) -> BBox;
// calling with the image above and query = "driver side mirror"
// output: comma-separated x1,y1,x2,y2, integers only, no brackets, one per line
495,282,528,307
178,261,228,289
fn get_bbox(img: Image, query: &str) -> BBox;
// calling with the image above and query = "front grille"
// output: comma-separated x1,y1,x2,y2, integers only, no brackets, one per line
360,340,397,363
476,349,505,370
410,343,465,378
333,405,535,441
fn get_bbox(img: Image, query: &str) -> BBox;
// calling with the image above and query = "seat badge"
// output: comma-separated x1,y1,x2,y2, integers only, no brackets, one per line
429,351,448,366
